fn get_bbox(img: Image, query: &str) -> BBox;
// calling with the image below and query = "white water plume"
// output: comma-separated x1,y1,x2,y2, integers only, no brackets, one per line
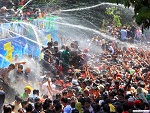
54,19,145,51
12,22,44,48
0,25,43,47
60,2,134,12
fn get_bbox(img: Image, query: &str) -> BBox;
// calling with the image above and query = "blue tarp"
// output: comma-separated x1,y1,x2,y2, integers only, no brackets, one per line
0,37,41,68
0,26,58,68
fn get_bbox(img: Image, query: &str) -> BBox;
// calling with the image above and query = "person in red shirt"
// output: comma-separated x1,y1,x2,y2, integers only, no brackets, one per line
63,80,72,89
55,63,63,78
55,75,64,90
67,89,74,98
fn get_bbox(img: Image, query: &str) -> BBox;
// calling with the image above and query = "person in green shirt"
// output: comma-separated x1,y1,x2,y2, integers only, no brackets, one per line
20,86,33,101
62,46,71,74
62,46,70,64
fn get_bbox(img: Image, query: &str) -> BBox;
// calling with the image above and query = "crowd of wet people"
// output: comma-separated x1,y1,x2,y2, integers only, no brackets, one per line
0,32,150,113
0,0,150,113
105,22,147,43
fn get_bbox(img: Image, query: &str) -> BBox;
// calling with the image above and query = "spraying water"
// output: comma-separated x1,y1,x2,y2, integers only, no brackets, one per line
59,2,134,12
11,22,44,48
54,20,138,48
16,0,33,14
0,54,9,62
0,26,43,47
0,24,43,94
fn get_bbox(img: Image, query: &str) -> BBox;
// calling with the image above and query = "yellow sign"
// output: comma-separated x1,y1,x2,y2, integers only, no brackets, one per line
3,42,14,62
4,42,11,50
46,34,52,42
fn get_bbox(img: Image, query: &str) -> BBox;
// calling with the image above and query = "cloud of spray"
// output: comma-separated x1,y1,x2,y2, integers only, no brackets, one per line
52,2,150,51
0,1,149,99
0,22,45,96
8,55,42,95
60,2,133,12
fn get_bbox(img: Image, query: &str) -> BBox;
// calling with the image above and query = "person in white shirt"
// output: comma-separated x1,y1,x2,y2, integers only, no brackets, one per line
41,77,52,98
135,27,142,41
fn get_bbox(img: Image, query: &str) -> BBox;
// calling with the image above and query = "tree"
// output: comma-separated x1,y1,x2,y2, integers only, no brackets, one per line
109,0,150,30
106,6,122,27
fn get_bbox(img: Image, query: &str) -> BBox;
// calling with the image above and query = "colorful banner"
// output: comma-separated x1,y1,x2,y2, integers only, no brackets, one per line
0,16,58,68
0,37,41,68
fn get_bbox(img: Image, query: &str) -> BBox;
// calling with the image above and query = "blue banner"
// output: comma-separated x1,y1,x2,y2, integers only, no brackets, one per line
0,37,42,68
0,16,58,68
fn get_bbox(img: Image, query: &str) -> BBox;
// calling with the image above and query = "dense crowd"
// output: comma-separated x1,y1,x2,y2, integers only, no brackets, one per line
105,22,146,43
0,6,45,23
0,1,150,113
0,21,150,113
0,0,51,23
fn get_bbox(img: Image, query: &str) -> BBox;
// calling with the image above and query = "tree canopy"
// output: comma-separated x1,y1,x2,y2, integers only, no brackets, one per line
109,0,150,30
60,0,150,30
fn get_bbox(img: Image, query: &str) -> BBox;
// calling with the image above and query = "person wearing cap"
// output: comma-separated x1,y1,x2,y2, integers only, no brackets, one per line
20,86,33,101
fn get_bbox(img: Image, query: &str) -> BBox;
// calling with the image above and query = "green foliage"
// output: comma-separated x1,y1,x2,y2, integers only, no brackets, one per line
109,0,150,29
114,15,121,27
106,7,118,15
106,7,122,27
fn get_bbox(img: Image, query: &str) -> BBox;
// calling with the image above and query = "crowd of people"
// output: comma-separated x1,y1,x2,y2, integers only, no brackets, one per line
0,0,150,113
0,6,45,23
0,25,150,113
105,22,147,43
0,0,54,23
0,1,150,113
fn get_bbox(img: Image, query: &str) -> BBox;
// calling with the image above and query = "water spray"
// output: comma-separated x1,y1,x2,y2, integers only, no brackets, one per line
16,0,33,14
0,26,43,47
59,2,133,12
